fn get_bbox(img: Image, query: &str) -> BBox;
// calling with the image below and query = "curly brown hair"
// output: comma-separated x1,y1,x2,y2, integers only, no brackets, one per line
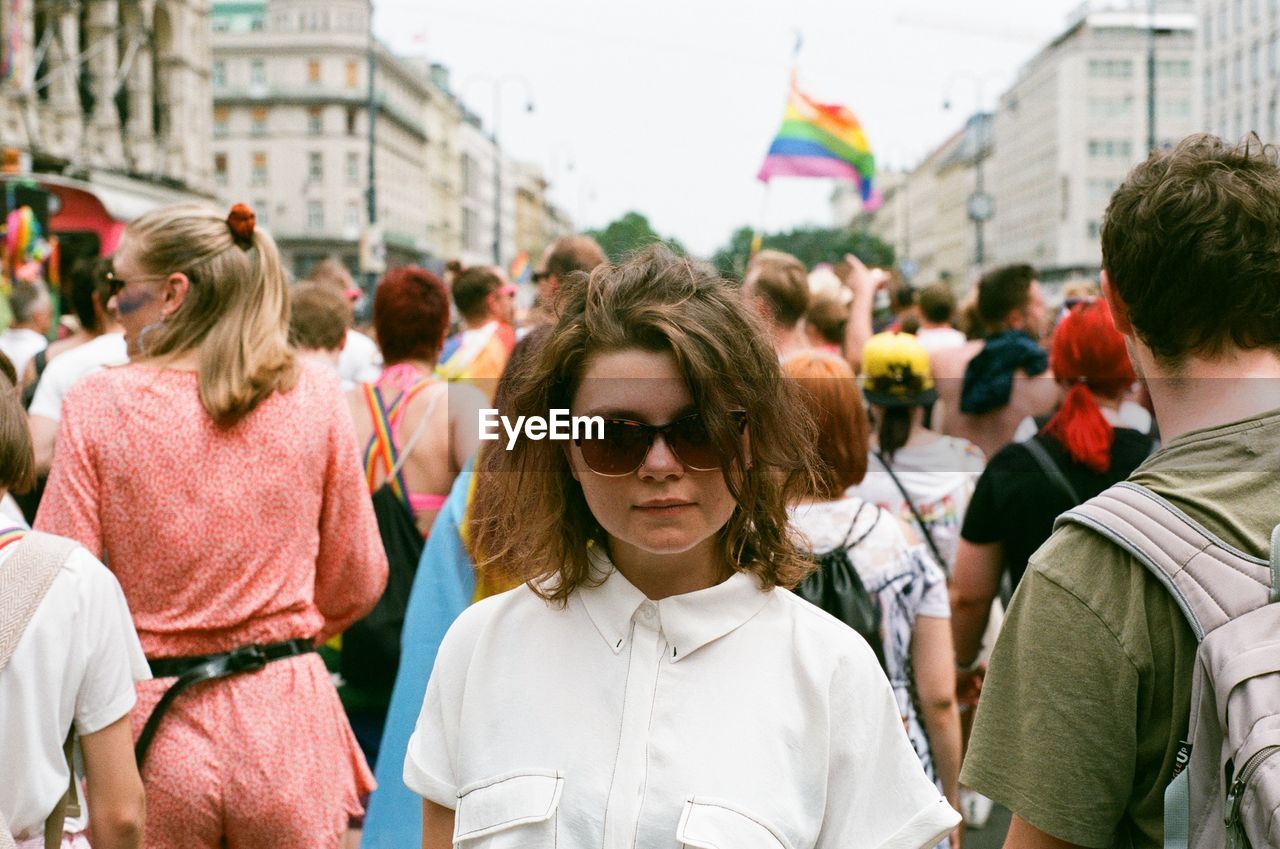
469,244,819,603
1102,134,1280,366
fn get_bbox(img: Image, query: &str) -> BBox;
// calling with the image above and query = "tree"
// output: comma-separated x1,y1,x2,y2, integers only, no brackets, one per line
711,225,895,281
586,211,686,263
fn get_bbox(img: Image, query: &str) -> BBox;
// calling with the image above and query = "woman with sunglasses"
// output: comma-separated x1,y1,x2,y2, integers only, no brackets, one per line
35,203,388,848
404,245,959,849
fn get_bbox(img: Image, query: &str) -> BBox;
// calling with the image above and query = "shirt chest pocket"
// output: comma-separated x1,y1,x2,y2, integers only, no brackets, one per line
676,798,794,849
454,770,563,848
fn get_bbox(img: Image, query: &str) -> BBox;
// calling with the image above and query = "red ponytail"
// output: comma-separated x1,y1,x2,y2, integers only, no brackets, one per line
1041,299,1135,474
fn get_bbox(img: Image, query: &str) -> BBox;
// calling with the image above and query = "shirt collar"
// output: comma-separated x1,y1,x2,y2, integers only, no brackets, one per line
577,546,772,663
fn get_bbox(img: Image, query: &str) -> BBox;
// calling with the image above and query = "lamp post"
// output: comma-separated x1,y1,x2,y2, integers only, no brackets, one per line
462,76,534,267
1147,0,1158,152
943,71,1004,270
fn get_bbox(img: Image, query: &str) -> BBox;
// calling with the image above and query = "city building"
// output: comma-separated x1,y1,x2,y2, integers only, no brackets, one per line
0,0,214,260
989,0,1198,280
512,160,571,263
211,0,434,277
838,114,992,289
1198,0,1280,142
456,113,517,269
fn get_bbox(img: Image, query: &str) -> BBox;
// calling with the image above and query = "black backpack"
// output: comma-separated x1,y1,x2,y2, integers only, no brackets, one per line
341,383,440,695
793,501,887,671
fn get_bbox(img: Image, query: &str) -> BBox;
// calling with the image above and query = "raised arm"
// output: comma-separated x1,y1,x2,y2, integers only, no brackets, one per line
841,253,888,374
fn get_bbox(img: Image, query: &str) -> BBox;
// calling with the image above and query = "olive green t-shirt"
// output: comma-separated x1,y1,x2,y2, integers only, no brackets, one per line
960,408,1280,849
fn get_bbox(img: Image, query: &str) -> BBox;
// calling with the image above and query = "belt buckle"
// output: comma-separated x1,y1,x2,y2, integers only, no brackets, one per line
226,643,268,673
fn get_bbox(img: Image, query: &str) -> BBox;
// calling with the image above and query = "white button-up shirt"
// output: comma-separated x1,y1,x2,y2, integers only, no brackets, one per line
406,549,959,849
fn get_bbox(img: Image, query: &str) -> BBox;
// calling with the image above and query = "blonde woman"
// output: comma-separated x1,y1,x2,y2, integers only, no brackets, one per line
36,204,388,848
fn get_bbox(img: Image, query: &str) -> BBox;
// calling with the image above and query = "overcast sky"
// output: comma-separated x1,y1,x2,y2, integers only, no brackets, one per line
376,0,1094,257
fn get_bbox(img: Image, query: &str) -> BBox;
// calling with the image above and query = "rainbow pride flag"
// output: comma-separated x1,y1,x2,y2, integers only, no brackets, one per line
508,250,531,285
757,75,879,208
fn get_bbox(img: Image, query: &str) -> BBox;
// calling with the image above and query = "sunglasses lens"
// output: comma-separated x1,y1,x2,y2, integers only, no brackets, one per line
666,415,722,471
579,419,651,475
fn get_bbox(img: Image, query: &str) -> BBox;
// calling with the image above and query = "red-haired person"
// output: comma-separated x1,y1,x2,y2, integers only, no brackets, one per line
785,351,963,849
343,267,486,765
950,299,1155,691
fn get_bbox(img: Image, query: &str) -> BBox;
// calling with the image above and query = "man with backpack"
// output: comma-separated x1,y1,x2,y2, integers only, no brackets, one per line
960,134,1280,848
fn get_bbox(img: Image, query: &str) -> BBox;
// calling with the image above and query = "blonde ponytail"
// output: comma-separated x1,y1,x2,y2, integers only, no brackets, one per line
126,204,298,426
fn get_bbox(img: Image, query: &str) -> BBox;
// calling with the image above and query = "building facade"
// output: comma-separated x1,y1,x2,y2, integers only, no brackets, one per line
211,0,434,277
842,114,992,290
1198,0,1280,142
0,0,213,203
989,1,1198,280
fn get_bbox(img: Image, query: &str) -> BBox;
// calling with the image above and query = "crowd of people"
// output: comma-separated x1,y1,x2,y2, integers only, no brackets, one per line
2,132,1280,849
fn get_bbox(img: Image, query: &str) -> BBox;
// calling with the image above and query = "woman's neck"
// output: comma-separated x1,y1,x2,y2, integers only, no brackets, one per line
606,535,731,601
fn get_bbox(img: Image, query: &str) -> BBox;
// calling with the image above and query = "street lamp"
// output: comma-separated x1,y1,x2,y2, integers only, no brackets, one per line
943,71,1004,270
462,75,534,266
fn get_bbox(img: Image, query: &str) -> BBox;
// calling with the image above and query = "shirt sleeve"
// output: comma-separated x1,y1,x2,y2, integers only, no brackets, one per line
34,385,103,555
72,549,151,735
27,364,66,421
404,600,490,807
911,545,951,619
816,639,960,849
959,450,1010,545
960,564,1139,848
314,383,388,642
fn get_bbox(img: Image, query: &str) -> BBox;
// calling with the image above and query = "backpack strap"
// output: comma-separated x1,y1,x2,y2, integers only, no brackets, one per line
1022,437,1083,507
872,451,947,569
1055,481,1272,641
0,532,80,849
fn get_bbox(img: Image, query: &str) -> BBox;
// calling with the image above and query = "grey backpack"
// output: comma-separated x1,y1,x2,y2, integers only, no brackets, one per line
1058,481,1280,849
0,532,80,849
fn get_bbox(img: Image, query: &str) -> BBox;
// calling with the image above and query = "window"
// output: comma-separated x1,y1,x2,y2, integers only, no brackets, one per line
251,107,268,136
345,201,361,229
1271,34,1280,75
346,61,358,89
214,153,228,185
346,106,358,136
307,107,322,135
1160,97,1192,119
307,59,321,84
346,151,360,183
1087,139,1133,159
212,60,226,88
250,59,266,87
1157,59,1192,78
1087,221,1101,240
213,107,229,138
251,152,267,186
1087,59,1133,78
1234,50,1244,90
1088,96,1133,119
254,200,269,228
307,201,324,230
308,151,323,181
1087,179,1118,206
212,17,230,33
1252,42,1262,82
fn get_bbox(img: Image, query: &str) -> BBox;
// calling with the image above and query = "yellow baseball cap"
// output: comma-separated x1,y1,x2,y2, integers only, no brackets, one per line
861,332,937,407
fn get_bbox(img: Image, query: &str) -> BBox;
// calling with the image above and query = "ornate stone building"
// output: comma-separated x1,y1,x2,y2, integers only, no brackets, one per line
0,0,213,195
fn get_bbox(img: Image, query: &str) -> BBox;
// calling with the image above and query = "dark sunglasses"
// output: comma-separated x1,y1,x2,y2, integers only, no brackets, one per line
573,411,748,476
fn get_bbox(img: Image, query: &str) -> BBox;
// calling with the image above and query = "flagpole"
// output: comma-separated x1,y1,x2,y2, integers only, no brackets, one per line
751,183,771,259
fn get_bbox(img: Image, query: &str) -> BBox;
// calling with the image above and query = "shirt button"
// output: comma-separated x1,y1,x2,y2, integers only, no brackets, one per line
639,602,657,623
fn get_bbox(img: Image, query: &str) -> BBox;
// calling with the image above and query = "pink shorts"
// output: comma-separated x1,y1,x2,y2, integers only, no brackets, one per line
131,652,373,849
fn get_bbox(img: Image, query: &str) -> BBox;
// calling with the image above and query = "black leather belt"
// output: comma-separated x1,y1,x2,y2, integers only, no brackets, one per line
136,638,316,768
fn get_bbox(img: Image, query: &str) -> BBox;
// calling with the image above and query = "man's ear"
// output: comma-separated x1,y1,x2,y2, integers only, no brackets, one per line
1100,270,1135,336
161,272,192,318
